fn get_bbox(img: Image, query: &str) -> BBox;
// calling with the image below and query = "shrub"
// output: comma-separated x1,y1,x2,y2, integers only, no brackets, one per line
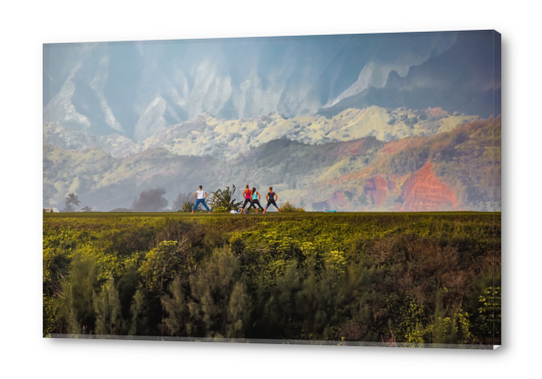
280,201,298,212
182,202,195,212
208,185,243,211
43,212,500,345
474,286,501,344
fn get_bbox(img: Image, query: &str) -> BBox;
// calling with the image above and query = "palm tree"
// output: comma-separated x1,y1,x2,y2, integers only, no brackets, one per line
208,184,243,211
65,193,81,209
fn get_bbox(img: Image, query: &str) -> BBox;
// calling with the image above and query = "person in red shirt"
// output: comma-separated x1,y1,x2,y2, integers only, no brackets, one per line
240,185,252,214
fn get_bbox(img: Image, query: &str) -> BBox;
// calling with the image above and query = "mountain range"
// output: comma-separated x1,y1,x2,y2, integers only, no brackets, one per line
44,105,478,160
44,31,500,142
43,30,501,212
43,110,500,212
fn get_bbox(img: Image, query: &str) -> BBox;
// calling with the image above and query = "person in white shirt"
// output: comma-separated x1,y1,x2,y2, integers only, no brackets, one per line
191,185,211,214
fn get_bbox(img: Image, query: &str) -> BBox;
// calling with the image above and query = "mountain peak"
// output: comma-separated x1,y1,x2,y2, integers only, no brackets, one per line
384,70,404,88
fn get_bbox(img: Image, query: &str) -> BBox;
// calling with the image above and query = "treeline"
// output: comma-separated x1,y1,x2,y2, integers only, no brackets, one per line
43,213,500,346
74,185,267,213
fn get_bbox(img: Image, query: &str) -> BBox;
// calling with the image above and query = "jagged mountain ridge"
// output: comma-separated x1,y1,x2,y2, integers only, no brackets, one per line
43,32,462,141
319,31,501,118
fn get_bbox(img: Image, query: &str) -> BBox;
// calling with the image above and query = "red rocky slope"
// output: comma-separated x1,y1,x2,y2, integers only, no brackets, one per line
364,176,390,205
396,162,458,211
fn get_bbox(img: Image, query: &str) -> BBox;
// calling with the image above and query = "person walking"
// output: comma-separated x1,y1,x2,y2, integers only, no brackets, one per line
240,184,252,214
191,185,211,214
247,187,264,213
263,187,281,214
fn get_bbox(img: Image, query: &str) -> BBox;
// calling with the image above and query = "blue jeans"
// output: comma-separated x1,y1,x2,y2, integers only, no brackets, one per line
193,198,210,211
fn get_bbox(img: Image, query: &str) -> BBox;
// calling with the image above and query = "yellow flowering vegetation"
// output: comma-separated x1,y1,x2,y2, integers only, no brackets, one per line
43,212,500,346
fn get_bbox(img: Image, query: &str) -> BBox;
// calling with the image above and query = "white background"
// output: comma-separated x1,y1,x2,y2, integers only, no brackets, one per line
0,0,538,377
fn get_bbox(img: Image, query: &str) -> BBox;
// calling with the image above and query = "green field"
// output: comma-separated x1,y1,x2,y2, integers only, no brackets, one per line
43,212,501,347
45,211,493,218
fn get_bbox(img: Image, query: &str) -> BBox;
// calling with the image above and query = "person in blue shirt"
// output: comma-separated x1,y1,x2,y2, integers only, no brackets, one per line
246,187,264,213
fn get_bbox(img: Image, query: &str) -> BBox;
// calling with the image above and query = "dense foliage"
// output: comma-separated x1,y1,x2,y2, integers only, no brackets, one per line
131,188,168,212
279,201,305,212
43,212,500,346
208,185,243,212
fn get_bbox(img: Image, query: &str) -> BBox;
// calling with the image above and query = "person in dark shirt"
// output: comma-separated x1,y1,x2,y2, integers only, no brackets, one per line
263,187,281,214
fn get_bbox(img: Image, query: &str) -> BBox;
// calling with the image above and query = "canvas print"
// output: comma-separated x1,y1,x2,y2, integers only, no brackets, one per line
43,30,501,348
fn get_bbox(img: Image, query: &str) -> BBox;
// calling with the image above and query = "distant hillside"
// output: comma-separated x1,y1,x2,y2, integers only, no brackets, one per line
308,116,501,212
44,106,477,160
43,146,222,211
43,116,500,212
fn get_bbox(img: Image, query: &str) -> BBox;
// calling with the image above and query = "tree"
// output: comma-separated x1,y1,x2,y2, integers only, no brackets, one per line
80,206,92,212
94,275,123,335
64,193,81,212
161,277,188,336
172,192,193,211
131,188,168,212
187,247,251,338
60,253,97,334
208,184,243,211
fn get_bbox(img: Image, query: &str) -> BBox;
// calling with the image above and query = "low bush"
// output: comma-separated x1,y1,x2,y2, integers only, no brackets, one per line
280,201,300,212
182,202,194,212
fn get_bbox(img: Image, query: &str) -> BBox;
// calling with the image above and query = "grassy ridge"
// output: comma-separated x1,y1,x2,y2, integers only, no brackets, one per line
43,212,500,346
44,211,499,218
